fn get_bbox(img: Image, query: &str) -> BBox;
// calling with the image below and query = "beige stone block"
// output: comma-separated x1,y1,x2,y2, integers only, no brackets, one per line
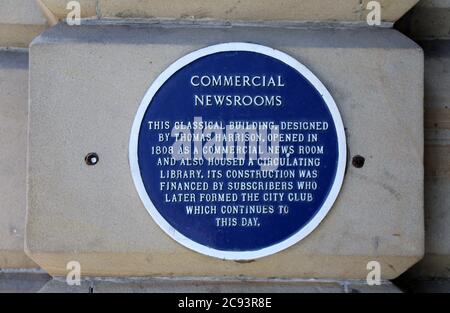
0,50,37,268
39,277,402,293
0,0,47,25
40,0,97,18
41,0,419,22
0,24,48,48
42,278,345,293
408,40,450,278
26,24,424,279
0,0,48,47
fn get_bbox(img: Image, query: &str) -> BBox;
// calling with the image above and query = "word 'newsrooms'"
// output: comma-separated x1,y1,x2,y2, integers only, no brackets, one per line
191,75,286,107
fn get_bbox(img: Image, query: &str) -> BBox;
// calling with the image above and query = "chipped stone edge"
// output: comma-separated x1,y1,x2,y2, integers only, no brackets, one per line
42,276,400,293
49,275,394,288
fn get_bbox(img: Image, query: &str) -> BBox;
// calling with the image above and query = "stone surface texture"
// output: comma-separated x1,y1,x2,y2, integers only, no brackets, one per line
406,39,450,279
41,0,419,23
26,24,424,279
396,0,450,39
0,50,38,269
0,271,51,293
38,277,402,293
0,0,48,47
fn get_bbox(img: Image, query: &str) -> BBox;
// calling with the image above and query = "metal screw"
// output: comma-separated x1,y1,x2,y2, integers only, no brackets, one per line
85,152,99,166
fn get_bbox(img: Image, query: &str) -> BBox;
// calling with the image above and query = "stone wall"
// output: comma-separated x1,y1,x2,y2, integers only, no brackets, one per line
0,0,445,292
41,0,419,23
0,1,46,270
0,49,37,269
0,0,47,47
397,0,450,280
25,24,424,279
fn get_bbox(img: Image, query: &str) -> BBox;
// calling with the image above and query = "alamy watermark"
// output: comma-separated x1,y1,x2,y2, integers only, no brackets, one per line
66,1,81,26
366,261,382,286
366,1,382,26
66,261,81,286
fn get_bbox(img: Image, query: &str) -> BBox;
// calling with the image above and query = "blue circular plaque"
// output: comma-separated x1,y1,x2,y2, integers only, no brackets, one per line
130,43,346,260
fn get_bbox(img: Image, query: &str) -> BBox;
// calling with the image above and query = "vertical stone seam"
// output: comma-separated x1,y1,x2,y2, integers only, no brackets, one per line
96,0,102,19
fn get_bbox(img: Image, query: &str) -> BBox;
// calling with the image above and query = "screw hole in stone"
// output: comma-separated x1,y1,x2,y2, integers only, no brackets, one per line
85,152,99,166
352,155,365,168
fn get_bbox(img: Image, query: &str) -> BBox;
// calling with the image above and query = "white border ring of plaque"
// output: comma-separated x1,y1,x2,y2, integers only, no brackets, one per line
129,42,347,260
